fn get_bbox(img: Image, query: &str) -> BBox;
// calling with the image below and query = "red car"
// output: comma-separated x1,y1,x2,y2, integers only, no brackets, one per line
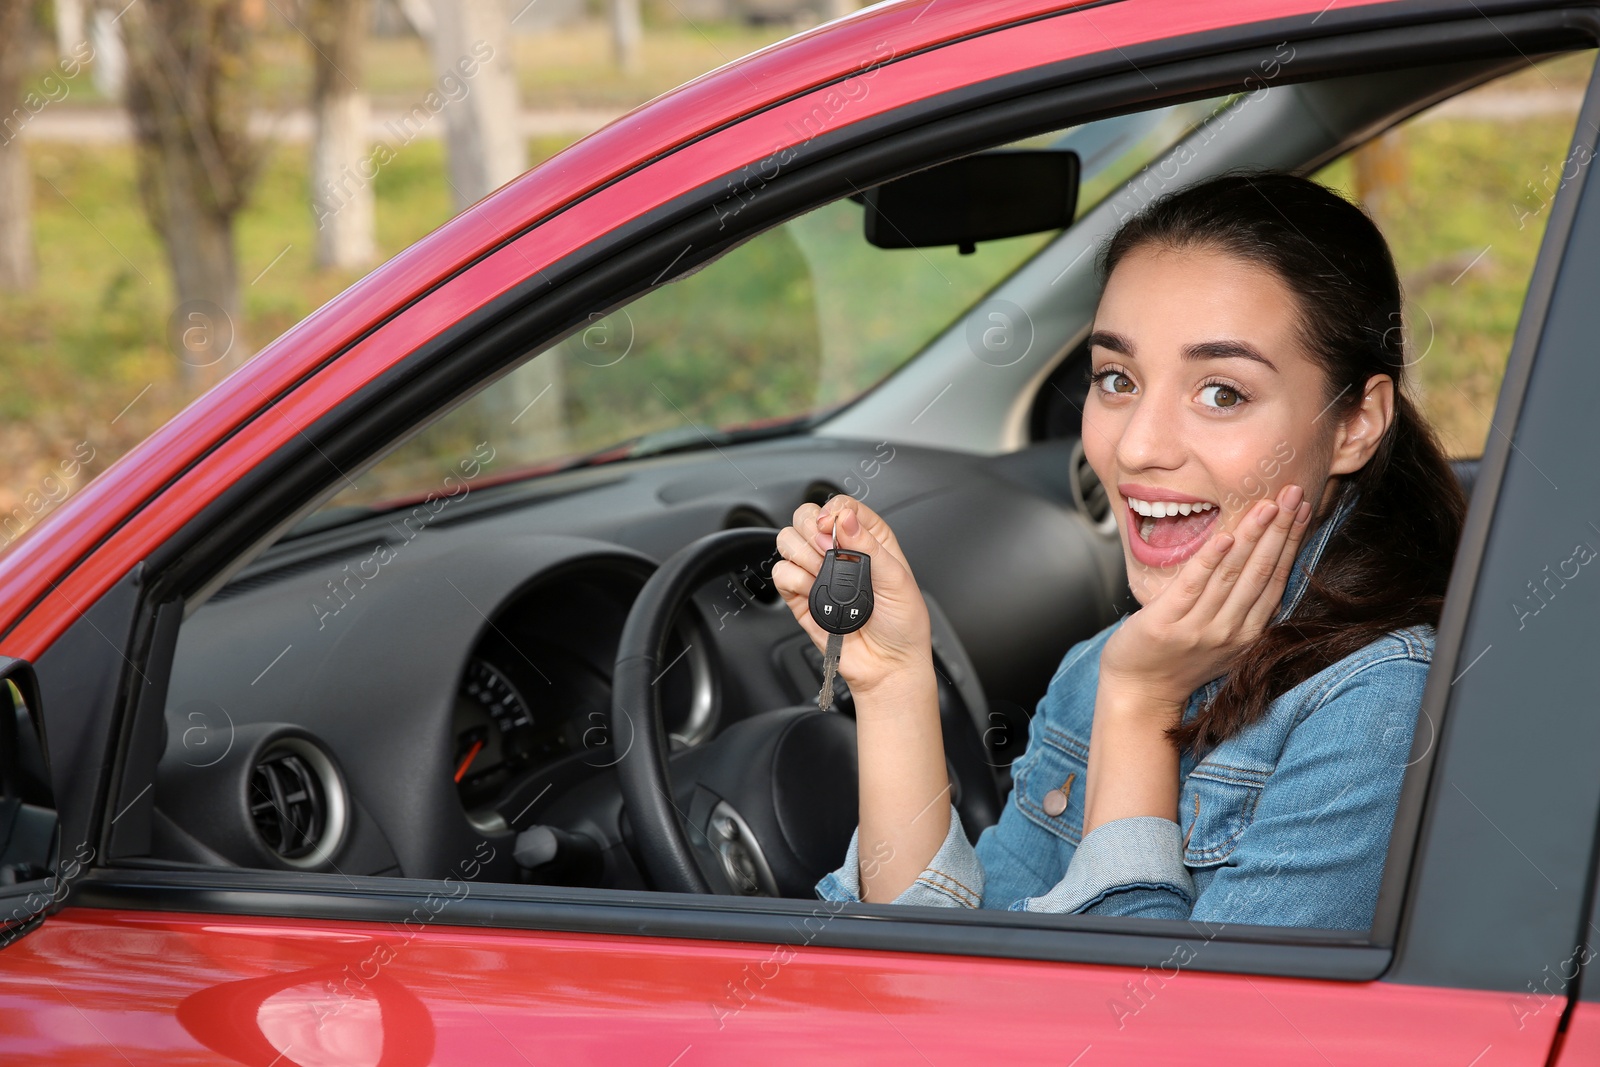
3,0,1600,1062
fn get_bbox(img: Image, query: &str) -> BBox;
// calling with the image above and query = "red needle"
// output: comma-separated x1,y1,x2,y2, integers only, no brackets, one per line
454,739,485,783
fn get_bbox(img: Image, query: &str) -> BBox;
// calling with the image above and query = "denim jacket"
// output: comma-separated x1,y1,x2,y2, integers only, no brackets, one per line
816,491,1430,929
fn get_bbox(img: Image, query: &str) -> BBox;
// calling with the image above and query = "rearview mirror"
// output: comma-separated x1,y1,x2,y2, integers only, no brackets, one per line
862,150,1079,254
0,657,60,948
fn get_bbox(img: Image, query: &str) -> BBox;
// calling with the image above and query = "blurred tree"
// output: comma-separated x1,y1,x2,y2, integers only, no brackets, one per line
53,0,86,60
0,0,36,290
392,0,434,39
609,0,641,75
304,0,376,270
119,0,262,378
428,0,524,209
1353,127,1410,227
428,0,563,456
88,1,125,100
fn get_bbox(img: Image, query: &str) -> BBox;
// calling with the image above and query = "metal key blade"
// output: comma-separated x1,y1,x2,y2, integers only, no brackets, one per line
818,631,843,711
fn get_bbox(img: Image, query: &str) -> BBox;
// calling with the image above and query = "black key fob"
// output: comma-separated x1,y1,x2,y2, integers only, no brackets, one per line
809,548,873,635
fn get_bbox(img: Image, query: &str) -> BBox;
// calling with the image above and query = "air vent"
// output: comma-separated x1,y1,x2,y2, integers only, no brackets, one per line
723,505,775,530
1069,439,1117,536
247,738,347,868
802,481,845,507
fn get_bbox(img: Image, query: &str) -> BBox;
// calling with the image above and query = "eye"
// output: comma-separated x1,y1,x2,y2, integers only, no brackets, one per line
1198,382,1245,409
1091,369,1138,396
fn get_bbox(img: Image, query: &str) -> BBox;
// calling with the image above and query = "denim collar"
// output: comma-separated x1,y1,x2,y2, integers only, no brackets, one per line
1274,485,1358,625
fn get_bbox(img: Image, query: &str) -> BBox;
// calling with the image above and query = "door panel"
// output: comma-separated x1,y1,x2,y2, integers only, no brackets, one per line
0,909,1558,1065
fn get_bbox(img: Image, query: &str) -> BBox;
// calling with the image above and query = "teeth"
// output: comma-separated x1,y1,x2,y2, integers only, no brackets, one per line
1127,497,1215,518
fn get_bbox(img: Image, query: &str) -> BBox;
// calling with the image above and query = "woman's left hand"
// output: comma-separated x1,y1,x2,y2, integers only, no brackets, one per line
1099,483,1314,709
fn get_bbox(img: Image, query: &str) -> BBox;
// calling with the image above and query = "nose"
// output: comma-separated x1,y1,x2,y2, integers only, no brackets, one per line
1113,383,1186,474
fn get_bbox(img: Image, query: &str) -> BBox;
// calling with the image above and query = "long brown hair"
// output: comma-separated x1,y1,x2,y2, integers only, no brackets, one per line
1098,172,1467,752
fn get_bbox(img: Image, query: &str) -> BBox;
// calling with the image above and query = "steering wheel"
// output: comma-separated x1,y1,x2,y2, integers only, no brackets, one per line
612,527,1001,896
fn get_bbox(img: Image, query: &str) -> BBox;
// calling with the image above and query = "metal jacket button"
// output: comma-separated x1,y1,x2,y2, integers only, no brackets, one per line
1042,772,1075,817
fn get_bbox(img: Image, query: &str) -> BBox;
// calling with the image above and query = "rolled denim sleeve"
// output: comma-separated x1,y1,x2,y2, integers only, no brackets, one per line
815,803,983,907
1011,815,1195,917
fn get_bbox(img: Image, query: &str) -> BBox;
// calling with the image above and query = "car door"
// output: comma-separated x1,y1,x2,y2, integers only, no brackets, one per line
4,2,1600,1064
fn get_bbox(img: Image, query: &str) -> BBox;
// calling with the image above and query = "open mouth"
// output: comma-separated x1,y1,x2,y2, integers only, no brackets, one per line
1123,494,1220,568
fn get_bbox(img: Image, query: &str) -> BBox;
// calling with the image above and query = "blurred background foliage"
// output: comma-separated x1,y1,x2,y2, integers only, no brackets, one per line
0,1,1594,541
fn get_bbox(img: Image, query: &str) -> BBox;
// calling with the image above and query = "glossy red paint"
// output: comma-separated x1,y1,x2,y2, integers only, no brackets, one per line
0,0,1392,661
0,909,1559,1065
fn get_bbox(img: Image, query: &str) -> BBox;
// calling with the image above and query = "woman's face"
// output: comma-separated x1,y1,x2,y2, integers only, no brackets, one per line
1082,244,1363,605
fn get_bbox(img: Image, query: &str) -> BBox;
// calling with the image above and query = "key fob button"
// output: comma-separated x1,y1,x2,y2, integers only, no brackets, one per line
809,548,873,635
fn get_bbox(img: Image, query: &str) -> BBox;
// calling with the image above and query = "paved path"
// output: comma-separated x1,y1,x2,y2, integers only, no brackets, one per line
15,105,628,144
14,88,1586,144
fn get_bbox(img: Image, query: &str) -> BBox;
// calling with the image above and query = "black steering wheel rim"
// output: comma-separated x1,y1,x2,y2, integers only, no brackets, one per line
612,527,781,894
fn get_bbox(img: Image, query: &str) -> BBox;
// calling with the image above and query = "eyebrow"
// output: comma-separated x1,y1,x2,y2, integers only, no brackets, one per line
1086,330,1278,372
1183,339,1278,371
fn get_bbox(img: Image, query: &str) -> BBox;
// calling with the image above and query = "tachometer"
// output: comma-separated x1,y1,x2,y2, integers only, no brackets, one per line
452,658,535,803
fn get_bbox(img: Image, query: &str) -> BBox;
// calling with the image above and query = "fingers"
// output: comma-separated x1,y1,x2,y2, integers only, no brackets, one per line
775,524,824,578
771,559,822,628
1148,523,1237,621
1206,484,1304,631
772,559,842,657
1240,493,1313,634
815,493,908,564
789,501,827,551
775,495,909,625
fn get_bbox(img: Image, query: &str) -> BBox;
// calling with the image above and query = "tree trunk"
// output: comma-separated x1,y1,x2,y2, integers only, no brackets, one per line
89,4,125,101
0,0,36,290
392,0,433,41
0,138,32,292
609,0,641,75
306,0,375,270
1352,127,1409,228
54,0,86,57
427,0,525,211
427,0,559,455
120,0,260,383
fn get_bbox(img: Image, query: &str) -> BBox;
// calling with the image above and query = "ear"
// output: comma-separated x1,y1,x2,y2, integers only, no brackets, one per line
1328,374,1395,476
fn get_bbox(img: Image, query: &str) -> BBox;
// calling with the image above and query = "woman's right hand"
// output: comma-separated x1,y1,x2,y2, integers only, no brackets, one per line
772,494,933,700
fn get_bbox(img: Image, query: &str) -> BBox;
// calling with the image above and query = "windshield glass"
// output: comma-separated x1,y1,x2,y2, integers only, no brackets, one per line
302,98,1222,527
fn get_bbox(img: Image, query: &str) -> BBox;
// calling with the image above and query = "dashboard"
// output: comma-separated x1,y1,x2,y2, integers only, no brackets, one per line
151,433,1125,887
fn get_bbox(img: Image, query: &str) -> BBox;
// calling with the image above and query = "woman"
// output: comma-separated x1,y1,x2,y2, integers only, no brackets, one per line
771,172,1466,928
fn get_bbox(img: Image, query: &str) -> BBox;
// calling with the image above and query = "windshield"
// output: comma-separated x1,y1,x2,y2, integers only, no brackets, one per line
300,98,1222,528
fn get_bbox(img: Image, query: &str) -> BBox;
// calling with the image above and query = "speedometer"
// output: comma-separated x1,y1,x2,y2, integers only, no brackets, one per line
452,658,536,805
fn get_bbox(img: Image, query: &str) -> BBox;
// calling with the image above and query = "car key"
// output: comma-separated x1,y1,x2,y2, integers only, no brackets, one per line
808,547,874,711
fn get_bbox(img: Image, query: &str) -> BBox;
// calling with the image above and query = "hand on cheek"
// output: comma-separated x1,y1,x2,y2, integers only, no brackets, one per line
1103,483,1313,707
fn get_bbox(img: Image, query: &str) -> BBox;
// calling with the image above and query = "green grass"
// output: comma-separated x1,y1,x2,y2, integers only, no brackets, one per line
1314,109,1588,456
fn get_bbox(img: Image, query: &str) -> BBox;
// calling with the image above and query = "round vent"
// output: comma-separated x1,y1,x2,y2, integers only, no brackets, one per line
247,738,347,868
802,481,845,507
1068,438,1118,536
723,505,775,530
